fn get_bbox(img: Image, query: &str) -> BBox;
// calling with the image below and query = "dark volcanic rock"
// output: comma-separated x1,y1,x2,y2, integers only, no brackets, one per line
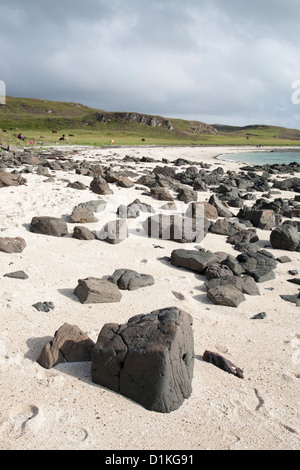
150,187,174,201
108,269,155,290
171,249,217,273
90,175,113,195
37,323,95,369
210,218,247,236
91,307,194,413
227,229,259,245
270,224,300,251
208,194,233,218
236,251,277,282
32,301,55,312
273,177,300,191
205,274,260,296
116,176,135,188
206,284,246,307
0,237,26,253
251,312,267,319
4,270,29,279
72,226,96,240
70,206,98,223
0,171,26,188
74,277,122,304
78,199,106,213
30,216,69,237
177,187,198,203
205,263,234,279
67,181,86,190
202,350,244,378
242,209,276,230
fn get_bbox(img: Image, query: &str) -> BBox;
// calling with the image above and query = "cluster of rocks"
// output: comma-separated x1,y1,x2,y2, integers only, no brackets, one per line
37,307,194,413
73,269,155,304
3,145,300,415
2,146,300,308
170,246,277,307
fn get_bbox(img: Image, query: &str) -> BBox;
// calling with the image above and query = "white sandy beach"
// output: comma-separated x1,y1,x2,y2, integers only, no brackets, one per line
0,144,299,450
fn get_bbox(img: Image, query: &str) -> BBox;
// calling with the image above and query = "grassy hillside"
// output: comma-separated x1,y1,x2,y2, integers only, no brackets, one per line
1,96,300,148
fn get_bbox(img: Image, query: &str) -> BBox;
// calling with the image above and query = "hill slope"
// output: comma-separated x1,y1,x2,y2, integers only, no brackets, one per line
1,96,300,147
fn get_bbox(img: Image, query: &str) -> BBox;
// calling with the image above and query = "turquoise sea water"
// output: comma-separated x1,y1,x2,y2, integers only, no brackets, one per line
218,150,300,165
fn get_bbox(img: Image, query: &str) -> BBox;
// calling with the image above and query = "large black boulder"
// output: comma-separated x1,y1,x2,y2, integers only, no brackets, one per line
30,216,69,237
270,224,300,252
91,307,194,413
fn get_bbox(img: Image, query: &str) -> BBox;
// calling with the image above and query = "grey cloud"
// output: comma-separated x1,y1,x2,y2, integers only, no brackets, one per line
0,0,300,128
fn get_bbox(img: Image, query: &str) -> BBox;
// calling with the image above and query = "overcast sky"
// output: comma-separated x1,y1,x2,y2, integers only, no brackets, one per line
1,0,300,128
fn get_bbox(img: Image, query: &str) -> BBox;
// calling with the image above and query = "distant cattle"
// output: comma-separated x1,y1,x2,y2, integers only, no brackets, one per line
59,134,68,141
141,138,145,141
110,139,114,144
52,130,58,134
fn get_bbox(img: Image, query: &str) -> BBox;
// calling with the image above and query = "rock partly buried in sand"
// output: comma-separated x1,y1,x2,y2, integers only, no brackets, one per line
74,277,122,304
90,175,113,195
72,226,96,240
272,176,300,191
32,301,55,312
270,224,300,252
116,176,135,188
150,187,174,201
171,249,217,273
37,323,95,369
70,206,98,223
205,263,234,280
67,181,86,190
30,216,69,237
209,218,248,236
236,250,277,283
4,270,29,279
206,284,246,307
241,208,276,230
96,219,128,244
0,237,26,253
226,229,259,245
108,269,155,290
202,350,244,378
91,307,194,413
205,274,260,296
78,199,106,214
177,187,198,203
0,171,27,188
208,194,233,218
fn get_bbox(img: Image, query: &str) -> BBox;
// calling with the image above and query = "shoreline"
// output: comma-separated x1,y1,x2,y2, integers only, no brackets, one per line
0,144,299,450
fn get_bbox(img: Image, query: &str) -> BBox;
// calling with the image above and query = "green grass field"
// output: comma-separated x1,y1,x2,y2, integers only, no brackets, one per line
1,96,300,148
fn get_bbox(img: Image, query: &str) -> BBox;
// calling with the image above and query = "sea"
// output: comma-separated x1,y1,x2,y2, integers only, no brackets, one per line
217,150,300,166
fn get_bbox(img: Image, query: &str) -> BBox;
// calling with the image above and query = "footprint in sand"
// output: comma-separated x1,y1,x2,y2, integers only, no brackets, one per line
57,412,89,443
0,404,41,440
